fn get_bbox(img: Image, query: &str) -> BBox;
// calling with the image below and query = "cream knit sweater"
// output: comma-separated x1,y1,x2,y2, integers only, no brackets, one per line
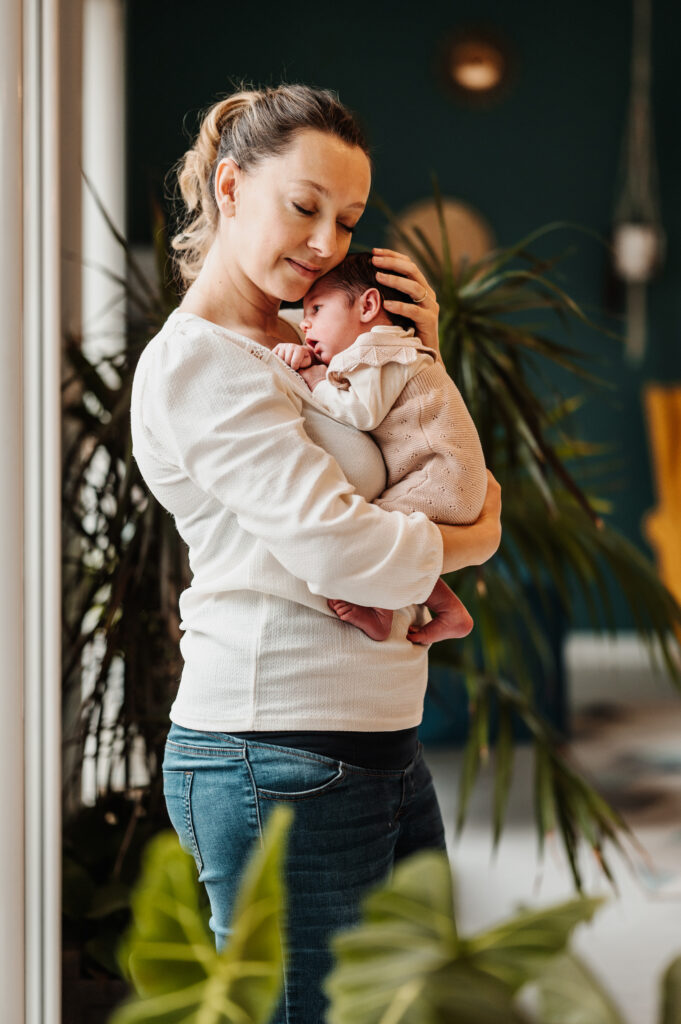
129,308,444,732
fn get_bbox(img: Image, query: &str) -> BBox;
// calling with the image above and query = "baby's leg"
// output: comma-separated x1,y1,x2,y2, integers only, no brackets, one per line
327,600,394,642
406,577,473,645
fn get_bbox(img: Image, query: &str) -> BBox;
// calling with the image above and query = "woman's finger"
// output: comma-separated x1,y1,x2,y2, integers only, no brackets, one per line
383,298,434,322
373,248,440,357
373,247,419,260
372,251,429,287
375,270,431,302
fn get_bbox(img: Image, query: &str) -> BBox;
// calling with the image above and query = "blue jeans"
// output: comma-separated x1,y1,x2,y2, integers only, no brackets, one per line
161,723,447,1023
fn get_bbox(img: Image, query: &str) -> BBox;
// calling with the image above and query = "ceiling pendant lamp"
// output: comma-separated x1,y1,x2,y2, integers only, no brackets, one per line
612,0,665,364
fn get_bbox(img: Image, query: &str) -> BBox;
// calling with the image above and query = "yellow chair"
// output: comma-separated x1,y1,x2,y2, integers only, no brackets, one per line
642,385,681,640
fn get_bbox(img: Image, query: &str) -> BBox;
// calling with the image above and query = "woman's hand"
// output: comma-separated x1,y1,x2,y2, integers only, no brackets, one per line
436,470,502,573
371,247,441,360
272,342,314,372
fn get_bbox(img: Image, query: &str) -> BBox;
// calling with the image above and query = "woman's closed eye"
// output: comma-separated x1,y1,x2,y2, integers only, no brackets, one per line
292,203,356,234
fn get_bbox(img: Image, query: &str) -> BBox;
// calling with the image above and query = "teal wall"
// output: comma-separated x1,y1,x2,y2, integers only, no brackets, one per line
127,0,680,629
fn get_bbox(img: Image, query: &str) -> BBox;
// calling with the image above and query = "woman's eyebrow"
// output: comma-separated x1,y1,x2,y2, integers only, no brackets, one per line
294,179,365,210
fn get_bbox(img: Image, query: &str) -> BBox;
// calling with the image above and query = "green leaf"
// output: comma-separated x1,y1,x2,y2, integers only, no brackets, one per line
660,955,681,1024
535,952,628,1023
110,805,293,1024
325,850,609,1024
456,698,484,835
86,879,131,918
492,702,515,849
324,850,530,1024
461,898,604,993
534,745,557,856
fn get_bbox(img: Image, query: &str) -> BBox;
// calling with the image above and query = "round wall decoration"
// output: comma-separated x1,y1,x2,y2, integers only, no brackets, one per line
387,196,496,279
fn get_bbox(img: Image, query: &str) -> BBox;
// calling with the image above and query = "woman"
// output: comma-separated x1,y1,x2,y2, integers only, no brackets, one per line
130,83,501,1022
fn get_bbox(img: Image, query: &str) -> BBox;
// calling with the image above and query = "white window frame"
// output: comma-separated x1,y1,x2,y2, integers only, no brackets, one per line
1,0,63,1020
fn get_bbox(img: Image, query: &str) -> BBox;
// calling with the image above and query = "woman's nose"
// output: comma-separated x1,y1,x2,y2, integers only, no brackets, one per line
307,219,337,258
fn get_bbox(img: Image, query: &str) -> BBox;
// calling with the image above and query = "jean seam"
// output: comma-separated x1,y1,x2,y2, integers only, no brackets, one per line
239,741,342,770
393,772,408,824
257,765,346,802
241,751,290,1024
242,748,264,847
166,740,244,757
166,738,410,776
239,740,411,776
182,772,204,875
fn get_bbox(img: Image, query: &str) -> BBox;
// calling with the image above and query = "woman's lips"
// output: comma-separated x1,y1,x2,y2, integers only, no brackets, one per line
285,258,322,279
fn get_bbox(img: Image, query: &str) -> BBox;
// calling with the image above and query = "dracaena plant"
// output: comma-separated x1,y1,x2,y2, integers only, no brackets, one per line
62,176,680,896
371,179,681,888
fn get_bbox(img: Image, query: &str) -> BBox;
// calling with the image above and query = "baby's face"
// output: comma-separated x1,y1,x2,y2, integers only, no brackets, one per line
300,286,362,365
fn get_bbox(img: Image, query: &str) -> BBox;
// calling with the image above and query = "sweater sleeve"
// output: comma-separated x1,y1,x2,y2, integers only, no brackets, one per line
311,362,412,431
145,329,443,609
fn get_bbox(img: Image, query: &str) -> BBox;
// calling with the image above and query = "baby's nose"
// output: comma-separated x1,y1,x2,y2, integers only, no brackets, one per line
299,318,310,333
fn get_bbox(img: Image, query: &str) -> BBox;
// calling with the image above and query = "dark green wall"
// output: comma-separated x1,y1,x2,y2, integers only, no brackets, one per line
127,0,680,629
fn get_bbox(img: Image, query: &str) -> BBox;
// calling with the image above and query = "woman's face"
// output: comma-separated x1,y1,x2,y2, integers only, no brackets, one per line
218,128,371,304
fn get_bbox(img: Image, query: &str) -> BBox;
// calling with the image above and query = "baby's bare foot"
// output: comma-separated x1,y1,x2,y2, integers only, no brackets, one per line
327,600,394,641
407,601,474,645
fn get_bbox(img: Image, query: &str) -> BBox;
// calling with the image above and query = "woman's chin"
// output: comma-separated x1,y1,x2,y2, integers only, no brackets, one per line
279,280,312,304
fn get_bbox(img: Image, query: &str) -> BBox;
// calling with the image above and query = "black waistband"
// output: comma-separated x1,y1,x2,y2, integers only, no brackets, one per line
227,727,420,770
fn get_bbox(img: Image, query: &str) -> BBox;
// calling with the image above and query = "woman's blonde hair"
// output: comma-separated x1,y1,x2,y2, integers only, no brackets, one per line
168,83,371,291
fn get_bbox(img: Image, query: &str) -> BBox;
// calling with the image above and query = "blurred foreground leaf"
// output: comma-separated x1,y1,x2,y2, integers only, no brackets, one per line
111,804,293,1024
535,952,627,1024
324,848,602,1024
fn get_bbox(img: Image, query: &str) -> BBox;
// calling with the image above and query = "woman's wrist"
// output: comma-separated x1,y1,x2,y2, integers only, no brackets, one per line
436,518,501,573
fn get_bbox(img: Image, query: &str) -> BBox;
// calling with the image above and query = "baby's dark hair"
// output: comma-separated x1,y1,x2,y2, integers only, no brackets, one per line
315,252,415,331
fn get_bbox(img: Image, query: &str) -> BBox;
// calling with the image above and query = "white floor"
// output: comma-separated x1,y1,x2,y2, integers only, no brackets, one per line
425,699,681,1024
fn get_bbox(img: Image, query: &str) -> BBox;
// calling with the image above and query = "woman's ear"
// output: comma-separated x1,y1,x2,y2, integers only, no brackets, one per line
214,157,240,218
358,287,383,323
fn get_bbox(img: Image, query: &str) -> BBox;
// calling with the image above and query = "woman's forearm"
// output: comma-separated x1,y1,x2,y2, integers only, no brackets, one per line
436,470,502,572
436,519,501,572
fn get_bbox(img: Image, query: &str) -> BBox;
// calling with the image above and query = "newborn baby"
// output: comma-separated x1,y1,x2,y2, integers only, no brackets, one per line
273,251,488,646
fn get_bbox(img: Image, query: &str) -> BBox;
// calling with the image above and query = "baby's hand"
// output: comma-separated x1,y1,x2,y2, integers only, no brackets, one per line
299,363,329,390
272,342,313,372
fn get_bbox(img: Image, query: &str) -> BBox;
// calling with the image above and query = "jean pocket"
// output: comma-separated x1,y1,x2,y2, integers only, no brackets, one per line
250,749,346,802
162,769,203,874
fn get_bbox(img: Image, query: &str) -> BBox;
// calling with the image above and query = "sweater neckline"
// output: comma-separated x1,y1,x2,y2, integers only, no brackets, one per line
167,308,344,414
168,307,304,350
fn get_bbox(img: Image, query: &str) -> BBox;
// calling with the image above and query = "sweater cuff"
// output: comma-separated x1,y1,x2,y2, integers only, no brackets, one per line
410,516,444,604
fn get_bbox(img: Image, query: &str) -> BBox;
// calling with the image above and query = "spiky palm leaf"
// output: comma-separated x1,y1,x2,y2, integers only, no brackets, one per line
375,178,681,888
63,175,681,890
62,180,183,820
